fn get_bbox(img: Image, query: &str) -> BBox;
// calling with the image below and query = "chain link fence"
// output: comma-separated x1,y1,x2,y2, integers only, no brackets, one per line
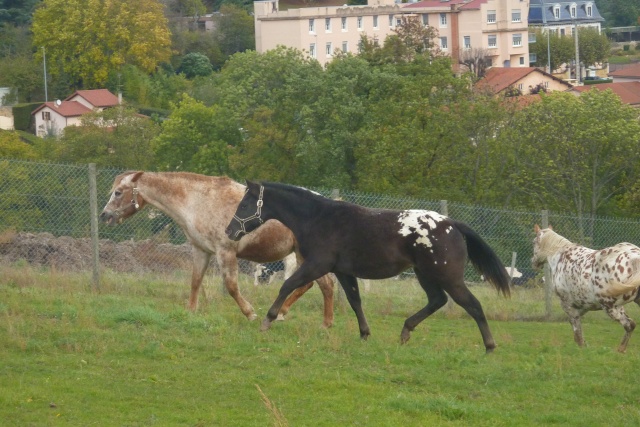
3,158,640,316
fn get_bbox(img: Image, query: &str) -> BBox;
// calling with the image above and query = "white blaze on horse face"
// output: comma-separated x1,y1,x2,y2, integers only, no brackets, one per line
397,210,447,248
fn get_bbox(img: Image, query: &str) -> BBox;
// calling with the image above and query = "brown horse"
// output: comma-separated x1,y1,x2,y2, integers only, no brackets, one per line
100,171,334,327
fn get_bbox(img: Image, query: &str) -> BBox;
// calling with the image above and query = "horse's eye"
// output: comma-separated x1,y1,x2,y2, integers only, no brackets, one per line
114,191,122,197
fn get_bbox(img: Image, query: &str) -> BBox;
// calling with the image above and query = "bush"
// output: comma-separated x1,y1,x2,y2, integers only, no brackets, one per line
636,43,640,51
12,103,41,132
623,44,630,51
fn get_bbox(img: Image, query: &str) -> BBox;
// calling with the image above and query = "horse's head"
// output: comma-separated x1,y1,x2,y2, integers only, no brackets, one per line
100,171,147,226
225,180,265,241
531,224,554,269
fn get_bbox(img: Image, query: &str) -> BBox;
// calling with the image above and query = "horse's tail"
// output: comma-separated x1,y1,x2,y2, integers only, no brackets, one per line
453,221,511,297
607,256,640,297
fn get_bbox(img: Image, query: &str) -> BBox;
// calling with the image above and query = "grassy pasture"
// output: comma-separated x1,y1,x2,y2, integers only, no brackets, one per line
1,264,640,426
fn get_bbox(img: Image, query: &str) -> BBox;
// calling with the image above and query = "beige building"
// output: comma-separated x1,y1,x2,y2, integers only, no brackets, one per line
254,0,530,71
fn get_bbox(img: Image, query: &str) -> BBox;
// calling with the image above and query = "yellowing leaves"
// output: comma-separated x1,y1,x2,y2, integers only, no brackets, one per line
32,0,171,86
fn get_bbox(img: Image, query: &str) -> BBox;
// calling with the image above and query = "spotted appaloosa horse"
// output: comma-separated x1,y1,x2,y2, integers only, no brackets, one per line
226,181,510,353
100,172,334,327
532,224,640,352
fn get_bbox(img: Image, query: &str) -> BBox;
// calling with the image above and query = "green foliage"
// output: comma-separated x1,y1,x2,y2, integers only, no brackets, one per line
11,102,40,131
114,65,191,110
528,28,575,72
0,53,43,103
32,0,172,86
153,94,239,174
55,107,159,169
0,130,37,159
0,0,41,26
178,52,213,78
214,4,255,58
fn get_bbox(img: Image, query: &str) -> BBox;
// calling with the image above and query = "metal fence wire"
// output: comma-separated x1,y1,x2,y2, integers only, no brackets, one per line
3,158,640,292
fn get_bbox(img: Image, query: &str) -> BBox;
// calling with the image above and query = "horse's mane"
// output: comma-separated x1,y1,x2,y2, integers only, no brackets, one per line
263,181,328,202
540,229,576,257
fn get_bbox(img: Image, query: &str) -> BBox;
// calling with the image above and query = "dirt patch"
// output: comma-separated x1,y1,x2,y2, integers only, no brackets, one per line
0,231,257,275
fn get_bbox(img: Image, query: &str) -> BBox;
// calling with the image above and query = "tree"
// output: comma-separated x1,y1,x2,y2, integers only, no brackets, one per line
459,47,492,78
529,28,574,72
0,131,38,159
578,27,610,68
153,94,239,175
498,90,640,217
0,53,43,103
55,107,159,168
214,4,255,60
178,52,213,78
32,0,172,87
0,0,41,26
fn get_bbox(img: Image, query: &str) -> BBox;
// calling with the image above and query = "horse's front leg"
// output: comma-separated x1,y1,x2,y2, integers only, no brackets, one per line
189,248,211,311
216,251,256,321
334,272,370,340
262,264,325,331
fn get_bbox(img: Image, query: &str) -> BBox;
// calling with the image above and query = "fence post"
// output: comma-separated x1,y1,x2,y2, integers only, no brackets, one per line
439,200,448,217
542,209,551,319
509,252,517,287
88,163,100,291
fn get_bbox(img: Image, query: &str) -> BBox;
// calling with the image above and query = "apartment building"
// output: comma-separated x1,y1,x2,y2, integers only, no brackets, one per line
254,0,530,70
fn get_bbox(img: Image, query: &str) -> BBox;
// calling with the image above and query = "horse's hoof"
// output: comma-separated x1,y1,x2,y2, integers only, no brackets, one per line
276,313,286,322
322,321,333,329
260,318,272,331
400,328,411,344
247,313,258,321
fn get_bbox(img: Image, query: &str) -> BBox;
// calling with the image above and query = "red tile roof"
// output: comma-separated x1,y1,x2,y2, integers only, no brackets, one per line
475,67,572,94
608,63,640,79
572,81,640,106
32,101,93,117
65,89,119,108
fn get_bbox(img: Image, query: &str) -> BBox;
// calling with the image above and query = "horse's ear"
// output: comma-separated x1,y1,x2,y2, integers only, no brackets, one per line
534,224,541,233
131,171,144,183
245,180,259,192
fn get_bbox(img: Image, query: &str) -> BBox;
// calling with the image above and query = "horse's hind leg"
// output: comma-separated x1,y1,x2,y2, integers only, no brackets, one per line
278,282,314,320
400,268,448,344
605,306,636,353
334,273,370,339
443,280,496,353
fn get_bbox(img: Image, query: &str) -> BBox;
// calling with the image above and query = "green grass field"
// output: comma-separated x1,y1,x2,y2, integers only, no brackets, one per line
1,264,640,426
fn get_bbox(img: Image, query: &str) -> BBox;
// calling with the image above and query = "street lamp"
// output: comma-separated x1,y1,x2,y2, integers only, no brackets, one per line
42,46,48,103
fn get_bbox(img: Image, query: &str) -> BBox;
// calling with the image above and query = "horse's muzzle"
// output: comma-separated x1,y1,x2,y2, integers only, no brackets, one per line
99,211,120,226
225,224,244,241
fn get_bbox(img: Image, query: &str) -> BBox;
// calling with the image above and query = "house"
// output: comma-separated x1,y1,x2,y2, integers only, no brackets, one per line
528,0,605,80
608,63,640,84
571,81,640,107
476,67,573,96
31,89,119,137
254,0,529,71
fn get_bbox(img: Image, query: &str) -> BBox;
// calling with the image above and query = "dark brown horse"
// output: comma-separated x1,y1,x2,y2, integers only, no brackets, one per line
226,181,510,353
100,172,334,327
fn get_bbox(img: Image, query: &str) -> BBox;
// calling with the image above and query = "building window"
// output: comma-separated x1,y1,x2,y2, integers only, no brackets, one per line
586,3,592,17
422,14,428,26
570,3,577,18
529,53,537,63
389,14,394,27
440,37,448,50
309,43,316,58
373,15,378,29
42,111,51,120
309,19,315,33
326,42,332,56
529,32,536,43
554,5,560,19
342,17,347,31
561,28,565,36
395,18,402,27
487,10,496,23
518,83,523,91
464,36,471,49
512,9,521,22
519,56,525,65
513,33,522,47
325,18,331,32
357,16,363,30
342,41,348,52
440,13,447,27
488,34,497,48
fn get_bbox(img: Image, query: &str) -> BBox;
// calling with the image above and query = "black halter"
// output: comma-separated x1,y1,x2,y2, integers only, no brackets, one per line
230,185,265,239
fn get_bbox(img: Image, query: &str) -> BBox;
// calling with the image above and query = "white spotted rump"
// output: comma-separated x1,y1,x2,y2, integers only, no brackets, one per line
397,210,447,248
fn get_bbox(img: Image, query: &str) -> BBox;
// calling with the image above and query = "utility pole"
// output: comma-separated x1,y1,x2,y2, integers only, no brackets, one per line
574,21,580,82
42,46,48,102
542,1,551,73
